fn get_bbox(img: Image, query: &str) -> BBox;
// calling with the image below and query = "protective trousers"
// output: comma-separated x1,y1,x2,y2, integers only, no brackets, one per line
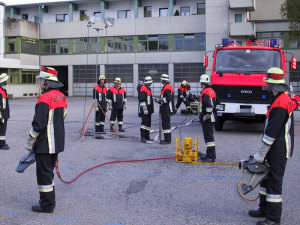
0,120,7,147
95,109,105,132
110,108,123,126
161,112,171,143
140,114,151,140
35,153,58,210
175,99,189,111
258,151,287,223
201,118,216,159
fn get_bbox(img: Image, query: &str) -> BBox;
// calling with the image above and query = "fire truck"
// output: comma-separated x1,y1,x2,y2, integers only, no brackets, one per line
204,38,297,131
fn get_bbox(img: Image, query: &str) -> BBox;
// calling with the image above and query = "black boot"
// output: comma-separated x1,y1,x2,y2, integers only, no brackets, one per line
99,125,106,134
110,125,115,132
32,205,54,213
0,140,9,150
248,209,266,218
119,125,125,132
256,219,280,225
145,130,153,143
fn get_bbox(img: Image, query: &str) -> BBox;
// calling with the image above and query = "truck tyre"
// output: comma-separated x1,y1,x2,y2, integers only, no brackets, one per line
215,116,224,131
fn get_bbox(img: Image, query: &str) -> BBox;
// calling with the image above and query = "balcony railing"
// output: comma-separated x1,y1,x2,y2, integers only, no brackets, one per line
229,22,256,37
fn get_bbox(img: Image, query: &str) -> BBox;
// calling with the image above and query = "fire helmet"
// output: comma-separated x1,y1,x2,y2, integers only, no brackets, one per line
114,77,121,84
181,80,187,85
0,73,10,85
99,75,106,80
200,74,210,84
144,76,153,84
264,67,289,91
160,74,169,81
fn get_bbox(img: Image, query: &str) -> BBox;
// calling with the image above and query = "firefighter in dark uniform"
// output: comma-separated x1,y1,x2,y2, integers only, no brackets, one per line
175,80,190,113
107,77,127,132
93,75,108,135
155,74,175,145
139,76,154,144
0,73,10,150
25,67,67,213
199,74,217,162
249,68,294,225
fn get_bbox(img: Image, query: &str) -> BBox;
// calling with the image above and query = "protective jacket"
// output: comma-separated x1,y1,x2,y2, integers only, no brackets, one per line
108,86,127,110
31,89,67,154
177,84,190,100
93,84,108,109
139,85,154,116
0,87,9,119
200,87,217,117
263,91,294,157
258,91,294,223
160,83,175,113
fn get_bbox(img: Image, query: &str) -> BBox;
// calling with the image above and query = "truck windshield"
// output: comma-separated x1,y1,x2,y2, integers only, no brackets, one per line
214,49,282,74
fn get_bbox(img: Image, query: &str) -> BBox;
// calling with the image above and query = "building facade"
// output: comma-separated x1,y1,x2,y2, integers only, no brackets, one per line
0,0,299,97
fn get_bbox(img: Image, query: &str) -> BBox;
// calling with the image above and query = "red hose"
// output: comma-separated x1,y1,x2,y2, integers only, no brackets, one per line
55,155,178,184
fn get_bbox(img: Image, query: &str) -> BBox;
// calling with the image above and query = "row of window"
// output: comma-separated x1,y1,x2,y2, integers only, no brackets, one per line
6,33,205,55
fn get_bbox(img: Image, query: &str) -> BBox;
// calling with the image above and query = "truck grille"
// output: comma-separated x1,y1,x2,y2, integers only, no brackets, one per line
213,85,272,104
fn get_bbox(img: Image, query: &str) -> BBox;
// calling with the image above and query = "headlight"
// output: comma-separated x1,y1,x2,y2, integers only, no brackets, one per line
216,104,225,111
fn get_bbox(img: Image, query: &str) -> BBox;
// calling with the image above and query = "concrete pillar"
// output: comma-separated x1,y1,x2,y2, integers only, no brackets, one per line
133,63,138,96
68,65,73,96
0,2,5,59
101,0,105,20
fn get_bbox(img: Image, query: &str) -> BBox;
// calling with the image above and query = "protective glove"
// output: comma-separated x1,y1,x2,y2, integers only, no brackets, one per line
0,118,4,124
182,97,187,102
203,114,211,121
124,104,127,110
155,98,161,104
25,135,37,151
142,105,148,115
253,142,271,163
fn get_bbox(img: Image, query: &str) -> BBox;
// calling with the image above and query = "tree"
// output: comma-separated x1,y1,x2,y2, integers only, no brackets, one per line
280,0,300,31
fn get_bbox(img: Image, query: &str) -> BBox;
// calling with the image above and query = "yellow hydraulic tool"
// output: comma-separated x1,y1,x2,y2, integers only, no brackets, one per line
176,137,198,163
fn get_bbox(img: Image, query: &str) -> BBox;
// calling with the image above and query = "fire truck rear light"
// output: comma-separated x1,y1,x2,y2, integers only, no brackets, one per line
227,93,232,98
291,57,297,70
262,95,267,99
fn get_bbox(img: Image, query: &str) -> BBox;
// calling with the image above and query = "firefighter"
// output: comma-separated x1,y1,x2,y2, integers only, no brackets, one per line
155,74,175,145
199,74,217,162
107,77,127,132
175,80,190,113
248,68,294,225
0,73,10,150
93,75,108,136
25,66,67,213
139,76,154,143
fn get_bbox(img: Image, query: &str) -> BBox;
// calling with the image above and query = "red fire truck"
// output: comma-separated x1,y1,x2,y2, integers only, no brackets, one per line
204,38,297,131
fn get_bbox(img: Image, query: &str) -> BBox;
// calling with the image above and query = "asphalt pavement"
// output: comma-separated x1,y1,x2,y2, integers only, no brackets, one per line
1,97,299,225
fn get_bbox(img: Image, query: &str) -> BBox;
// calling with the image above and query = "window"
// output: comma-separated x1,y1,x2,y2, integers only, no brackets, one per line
41,39,69,55
8,37,17,53
73,37,99,54
138,64,168,95
21,38,39,55
174,63,205,94
9,69,20,84
174,33,205,51
22,14,28,20
117,10,131,19
159,8,168,17
288,33,300,49
56,14,68,22
22,71,39,84
138,35,169,52
94,12,101,21
80,10,87,21
105,36,134,53
197,3,205,14
180,7,190,16
144,6,152,17
235,14,242,23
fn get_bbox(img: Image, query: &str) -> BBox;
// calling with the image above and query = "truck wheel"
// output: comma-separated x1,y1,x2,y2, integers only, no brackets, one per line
215,116,224,131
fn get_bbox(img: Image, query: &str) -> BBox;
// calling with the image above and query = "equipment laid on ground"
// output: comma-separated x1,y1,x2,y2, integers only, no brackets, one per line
175,137,198,163
239,156,270,195
16,149,35,173
204,38,297,131
189,102,200,115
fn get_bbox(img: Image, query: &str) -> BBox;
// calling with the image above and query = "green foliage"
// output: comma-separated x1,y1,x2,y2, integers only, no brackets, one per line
280,0,300,31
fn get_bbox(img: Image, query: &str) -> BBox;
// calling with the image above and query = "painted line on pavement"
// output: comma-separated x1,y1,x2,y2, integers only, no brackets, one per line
56,217,75,222
4,211,20,216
